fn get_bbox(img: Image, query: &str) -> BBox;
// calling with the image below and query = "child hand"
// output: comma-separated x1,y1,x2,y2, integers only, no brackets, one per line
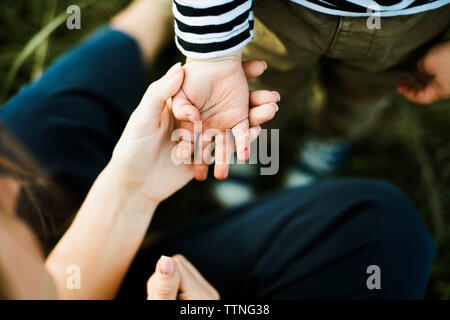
172,57,279,180
398,40,450,104
173,53,250,157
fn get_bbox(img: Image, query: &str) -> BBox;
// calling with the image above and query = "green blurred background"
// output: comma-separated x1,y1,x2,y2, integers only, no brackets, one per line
0,0,449,299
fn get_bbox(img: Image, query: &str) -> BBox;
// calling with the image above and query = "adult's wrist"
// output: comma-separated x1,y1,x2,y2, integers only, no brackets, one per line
95,164,160,217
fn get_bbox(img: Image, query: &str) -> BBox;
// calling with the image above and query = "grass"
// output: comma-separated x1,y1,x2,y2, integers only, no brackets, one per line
1,0,449,299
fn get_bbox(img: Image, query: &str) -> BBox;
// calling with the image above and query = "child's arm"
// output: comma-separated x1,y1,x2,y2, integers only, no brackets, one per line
397,40,450,104
173,0,254,60
172,0,261,180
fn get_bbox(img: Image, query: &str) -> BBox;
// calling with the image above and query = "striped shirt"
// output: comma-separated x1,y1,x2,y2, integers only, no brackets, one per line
173,0,450,59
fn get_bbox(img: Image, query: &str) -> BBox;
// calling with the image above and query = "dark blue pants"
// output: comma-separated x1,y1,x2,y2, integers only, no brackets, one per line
0,29,437,299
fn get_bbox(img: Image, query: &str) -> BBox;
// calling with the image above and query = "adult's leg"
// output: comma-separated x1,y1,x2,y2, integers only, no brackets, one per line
1,29,147,203
119,179,436,299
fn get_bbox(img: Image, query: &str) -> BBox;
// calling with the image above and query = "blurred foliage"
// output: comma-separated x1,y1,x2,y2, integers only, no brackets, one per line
0,0,449,299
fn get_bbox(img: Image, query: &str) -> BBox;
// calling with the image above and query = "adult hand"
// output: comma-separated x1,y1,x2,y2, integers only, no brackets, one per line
147,255,219,300
398,40,450,104
109,63,194,205
172,56,280,181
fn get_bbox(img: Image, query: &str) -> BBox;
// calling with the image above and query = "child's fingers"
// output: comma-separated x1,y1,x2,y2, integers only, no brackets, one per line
249,103,278,127
397,76,441,104
232,119,250,162
397,83,440,105
398,76,418,89
242,60,267,80
410,68,433,86
250,90,280,106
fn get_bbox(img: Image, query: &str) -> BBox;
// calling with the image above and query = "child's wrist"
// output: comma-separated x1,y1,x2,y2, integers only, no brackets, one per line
186,50,242,64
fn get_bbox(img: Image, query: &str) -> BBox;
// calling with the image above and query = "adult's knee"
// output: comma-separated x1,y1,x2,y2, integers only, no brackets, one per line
347,180,437,299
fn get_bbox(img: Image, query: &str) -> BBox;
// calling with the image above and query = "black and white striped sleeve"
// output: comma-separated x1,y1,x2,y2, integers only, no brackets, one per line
173,0,254,59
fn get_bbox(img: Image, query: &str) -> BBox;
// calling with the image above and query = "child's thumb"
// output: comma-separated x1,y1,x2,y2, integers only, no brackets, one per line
172,89,201,123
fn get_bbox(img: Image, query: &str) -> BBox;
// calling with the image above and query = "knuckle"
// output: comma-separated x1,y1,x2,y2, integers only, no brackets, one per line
147,81,165,102
147,81,159,95
173,254,187,264
254,112,267,124
154,283,177,299
178,292,190,300
147,274,155,288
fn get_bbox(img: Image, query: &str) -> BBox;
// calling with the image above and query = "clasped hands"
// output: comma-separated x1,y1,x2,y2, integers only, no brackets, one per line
109,57,279,206
171,53,280,181
170,39,450,182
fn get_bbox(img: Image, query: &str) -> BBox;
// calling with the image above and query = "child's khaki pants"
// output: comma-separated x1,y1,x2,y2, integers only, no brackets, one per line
244,0,450,140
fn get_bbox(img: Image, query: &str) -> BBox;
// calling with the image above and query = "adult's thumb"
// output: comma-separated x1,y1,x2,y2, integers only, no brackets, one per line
140,63,184,121
147,256,180,300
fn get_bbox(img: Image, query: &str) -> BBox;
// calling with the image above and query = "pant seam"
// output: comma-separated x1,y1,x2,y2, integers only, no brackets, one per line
365,28,378,57
325,16,343,57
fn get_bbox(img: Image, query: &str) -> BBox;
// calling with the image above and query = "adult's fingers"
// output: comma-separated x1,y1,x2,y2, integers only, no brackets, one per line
140,63,184,126
173,122,195,160
242,60,267,80
173,255,220,300
147,256,181,300
176,140,193,160
191,125,260,180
